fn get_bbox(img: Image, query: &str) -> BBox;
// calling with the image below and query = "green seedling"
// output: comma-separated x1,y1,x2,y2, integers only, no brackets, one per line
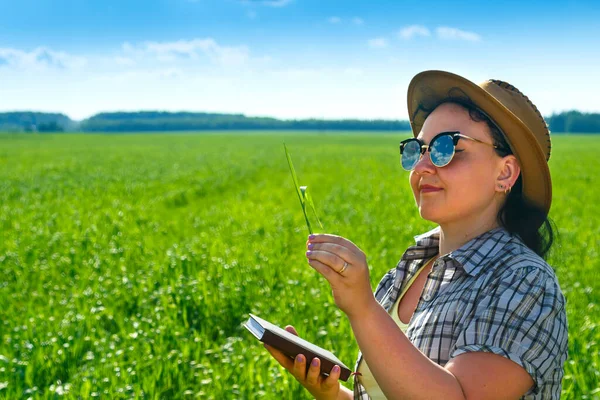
284,143,323,234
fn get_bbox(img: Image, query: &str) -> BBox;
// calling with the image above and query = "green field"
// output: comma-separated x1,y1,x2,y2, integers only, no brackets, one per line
0,132,598,399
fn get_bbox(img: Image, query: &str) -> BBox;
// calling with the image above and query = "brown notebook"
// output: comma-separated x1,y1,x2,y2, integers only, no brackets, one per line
244,313,352,381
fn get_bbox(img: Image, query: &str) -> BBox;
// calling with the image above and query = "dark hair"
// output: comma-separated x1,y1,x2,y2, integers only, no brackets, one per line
422,96,556,259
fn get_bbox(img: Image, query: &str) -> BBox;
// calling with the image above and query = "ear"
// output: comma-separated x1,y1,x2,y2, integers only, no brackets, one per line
495,155,520,193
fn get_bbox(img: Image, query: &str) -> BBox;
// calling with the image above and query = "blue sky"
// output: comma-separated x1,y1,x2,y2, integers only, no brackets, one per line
0,0,599,120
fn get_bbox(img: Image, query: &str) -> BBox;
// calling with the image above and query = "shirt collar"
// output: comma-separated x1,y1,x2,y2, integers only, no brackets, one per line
399,226,440,262
448,227,513,276
407,226,514,276
413,225,441,247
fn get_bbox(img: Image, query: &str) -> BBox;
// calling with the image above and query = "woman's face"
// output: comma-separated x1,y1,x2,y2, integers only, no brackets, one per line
409,103,506,226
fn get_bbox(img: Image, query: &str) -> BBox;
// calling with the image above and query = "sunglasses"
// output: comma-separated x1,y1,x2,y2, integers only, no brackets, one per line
399,131,497,171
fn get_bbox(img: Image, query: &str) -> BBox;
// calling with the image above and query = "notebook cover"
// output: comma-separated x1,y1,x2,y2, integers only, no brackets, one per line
245,314,351,381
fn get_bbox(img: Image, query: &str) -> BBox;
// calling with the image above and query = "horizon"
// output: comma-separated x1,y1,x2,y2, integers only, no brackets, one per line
0,108,597,123
1,0,599,121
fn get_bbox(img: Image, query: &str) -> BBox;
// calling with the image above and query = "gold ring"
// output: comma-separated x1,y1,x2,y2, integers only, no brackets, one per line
339,261,349,275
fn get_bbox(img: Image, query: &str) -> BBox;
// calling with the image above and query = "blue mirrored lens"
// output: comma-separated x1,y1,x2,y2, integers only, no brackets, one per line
401,140,421,170
430,134,455,167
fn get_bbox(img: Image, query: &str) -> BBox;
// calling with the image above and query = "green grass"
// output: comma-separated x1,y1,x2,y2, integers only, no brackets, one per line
0,132,598,399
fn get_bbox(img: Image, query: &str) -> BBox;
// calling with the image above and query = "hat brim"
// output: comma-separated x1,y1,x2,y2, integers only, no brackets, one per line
407,70,551,215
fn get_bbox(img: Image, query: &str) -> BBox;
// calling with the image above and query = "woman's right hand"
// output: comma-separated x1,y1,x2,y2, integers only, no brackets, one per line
264,325,342,400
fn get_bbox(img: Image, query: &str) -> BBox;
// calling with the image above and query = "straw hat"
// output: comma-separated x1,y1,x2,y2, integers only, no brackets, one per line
407,70,552,215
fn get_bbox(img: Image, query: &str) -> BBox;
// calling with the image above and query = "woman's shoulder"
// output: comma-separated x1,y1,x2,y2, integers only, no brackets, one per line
498,232,557,278
488,232,565,303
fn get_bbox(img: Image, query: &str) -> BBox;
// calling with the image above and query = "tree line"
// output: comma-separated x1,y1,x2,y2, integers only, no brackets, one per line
1,110,599,133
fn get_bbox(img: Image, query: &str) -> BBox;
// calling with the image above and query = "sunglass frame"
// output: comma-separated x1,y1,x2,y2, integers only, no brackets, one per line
399,131,497,170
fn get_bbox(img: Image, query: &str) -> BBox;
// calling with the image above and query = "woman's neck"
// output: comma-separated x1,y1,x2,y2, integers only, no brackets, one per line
438,218,500,256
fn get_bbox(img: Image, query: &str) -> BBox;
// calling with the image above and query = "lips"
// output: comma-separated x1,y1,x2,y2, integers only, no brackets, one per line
419,184,443,193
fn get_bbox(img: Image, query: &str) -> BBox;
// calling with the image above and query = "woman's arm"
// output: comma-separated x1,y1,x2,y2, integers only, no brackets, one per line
337,386,353,400
349,301,533,399
349,300,465,399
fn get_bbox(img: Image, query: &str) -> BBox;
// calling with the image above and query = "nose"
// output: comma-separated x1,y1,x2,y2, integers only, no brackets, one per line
413,150,436,175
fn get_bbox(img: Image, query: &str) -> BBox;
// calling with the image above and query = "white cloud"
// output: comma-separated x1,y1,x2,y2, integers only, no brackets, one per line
328,16,341,24
238,0,292,7
368,37,388,49
124,38,250,67
0,47,87,70
353,17,364,26
396,25,481,42
398,25,430,39
436,27,482,42
114,56,135,66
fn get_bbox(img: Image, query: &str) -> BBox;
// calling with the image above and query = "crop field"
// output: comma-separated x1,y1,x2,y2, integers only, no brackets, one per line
0,132,598,399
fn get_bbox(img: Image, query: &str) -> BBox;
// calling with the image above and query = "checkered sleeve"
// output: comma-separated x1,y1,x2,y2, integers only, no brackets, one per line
449,265,568,398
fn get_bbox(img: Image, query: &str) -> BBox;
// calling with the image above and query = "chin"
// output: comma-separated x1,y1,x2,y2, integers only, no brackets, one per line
418,206,443,224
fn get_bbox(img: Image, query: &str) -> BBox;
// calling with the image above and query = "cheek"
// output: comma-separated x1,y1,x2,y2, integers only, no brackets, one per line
444,164,495,200
409,171,420,198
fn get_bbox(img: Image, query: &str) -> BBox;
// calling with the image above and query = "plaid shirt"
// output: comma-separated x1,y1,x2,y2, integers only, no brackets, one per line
353,226,568,399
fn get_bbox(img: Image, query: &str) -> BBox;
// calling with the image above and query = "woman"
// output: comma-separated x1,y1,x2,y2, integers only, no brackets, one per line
265,70,568,399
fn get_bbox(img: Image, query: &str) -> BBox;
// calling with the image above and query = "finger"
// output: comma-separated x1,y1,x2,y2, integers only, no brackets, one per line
306,258,341,281
285,325,299,336
306,250,346,274
306,357,321,386
306,242,354,263
264,344,294,371
292,353,307,381
322,365,341,390
308,234,363,256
